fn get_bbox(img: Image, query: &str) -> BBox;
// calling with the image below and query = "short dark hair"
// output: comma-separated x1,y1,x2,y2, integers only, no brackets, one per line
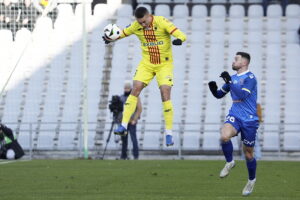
236,52,251,64
134,6,149,18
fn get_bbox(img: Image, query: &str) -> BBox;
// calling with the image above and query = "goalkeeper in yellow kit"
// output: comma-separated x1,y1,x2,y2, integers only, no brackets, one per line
103,6,187,146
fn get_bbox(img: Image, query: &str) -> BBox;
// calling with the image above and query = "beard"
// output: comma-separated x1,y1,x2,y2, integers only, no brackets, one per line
232,64,239,71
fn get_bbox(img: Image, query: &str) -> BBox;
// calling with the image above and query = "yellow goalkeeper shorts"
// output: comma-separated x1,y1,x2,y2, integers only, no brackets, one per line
133,61,174,87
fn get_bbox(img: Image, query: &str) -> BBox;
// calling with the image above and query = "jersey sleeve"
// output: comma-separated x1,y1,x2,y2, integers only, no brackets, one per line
119,21,137,39
221,84,230,93
160,17,187,42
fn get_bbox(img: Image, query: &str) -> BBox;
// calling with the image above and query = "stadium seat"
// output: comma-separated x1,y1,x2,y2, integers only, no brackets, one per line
228,5,245,31
283,133,300,151
285,4,300,32
267,4,283,17
153,0,171,2
210,5,226,18
173,0,189,3
191,18,207,32
55,4,75,31
265,31,282,44
75,3,92,17
247,5,264,31
210,18,226,32
94,4,111,18
154,4,170,17
209,31,225,44
248,5,264,17
143,124,162,150
173,5,189,18
34,16,53,35
229,5,245,17
17,131,31,149
192,5,207,18
183,132,200,150
210,5,226,32
15,28,31,44
202,132,221,150
57,3,74,18
229,0,246,3
247,18,264,32
37,132,54,150
247,31,263,44
173,19,189,32
263,131,280,151
228,31,244,44
207,44,225,79
286,4,300,17
228,18,245,32
116,4,133,17
192,0,208,3
266,17,282,31
0,29,13,47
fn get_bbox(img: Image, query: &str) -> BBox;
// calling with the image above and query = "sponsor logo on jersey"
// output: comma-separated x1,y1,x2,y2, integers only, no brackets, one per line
143,41,164,46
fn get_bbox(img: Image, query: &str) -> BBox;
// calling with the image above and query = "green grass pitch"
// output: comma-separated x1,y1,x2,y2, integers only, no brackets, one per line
0,160,299,200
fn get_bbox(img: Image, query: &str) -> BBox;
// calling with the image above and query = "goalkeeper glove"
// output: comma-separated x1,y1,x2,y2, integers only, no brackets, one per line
208,81,218,95
172,39,182,46
102,36,111,44
220,71,231,84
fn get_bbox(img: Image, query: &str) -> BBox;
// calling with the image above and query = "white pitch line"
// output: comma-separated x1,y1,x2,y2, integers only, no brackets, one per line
0,160,31,165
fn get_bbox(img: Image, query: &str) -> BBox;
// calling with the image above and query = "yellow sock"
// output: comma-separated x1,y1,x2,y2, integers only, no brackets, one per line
163,100,173,131
122,95,138,125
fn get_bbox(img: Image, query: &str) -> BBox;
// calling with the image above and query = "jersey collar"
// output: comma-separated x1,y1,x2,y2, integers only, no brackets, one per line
236,70,249,76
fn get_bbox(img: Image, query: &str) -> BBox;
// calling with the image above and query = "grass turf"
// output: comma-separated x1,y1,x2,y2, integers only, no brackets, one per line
0,160,299,200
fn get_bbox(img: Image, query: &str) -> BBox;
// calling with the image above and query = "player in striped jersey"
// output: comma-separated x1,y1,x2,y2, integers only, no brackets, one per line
103,6,186,146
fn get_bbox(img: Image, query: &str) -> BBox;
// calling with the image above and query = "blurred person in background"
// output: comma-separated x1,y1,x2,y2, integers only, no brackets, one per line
20,0,38,31
0,0,22,39
0,123,24,160
119,82,142,160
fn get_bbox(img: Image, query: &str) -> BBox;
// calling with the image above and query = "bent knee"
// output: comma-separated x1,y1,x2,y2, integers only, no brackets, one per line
220,135,231,143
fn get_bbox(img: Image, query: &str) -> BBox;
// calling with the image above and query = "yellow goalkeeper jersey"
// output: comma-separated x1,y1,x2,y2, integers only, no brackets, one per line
119,15,187,65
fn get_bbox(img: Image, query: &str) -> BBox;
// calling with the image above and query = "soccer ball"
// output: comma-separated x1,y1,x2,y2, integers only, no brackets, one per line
103,24,121,41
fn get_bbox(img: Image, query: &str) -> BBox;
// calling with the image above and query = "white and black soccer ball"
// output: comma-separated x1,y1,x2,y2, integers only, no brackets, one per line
103,24,121,41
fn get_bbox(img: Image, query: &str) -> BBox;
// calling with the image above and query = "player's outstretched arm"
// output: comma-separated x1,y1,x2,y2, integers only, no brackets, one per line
208,81,227,99
171,29,186,46
160,16,187,46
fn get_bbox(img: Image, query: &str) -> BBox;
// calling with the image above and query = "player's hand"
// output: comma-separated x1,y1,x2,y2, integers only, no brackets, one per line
172,39,182,46
208,81,218,94
220,71,231,84
102,35,111,44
